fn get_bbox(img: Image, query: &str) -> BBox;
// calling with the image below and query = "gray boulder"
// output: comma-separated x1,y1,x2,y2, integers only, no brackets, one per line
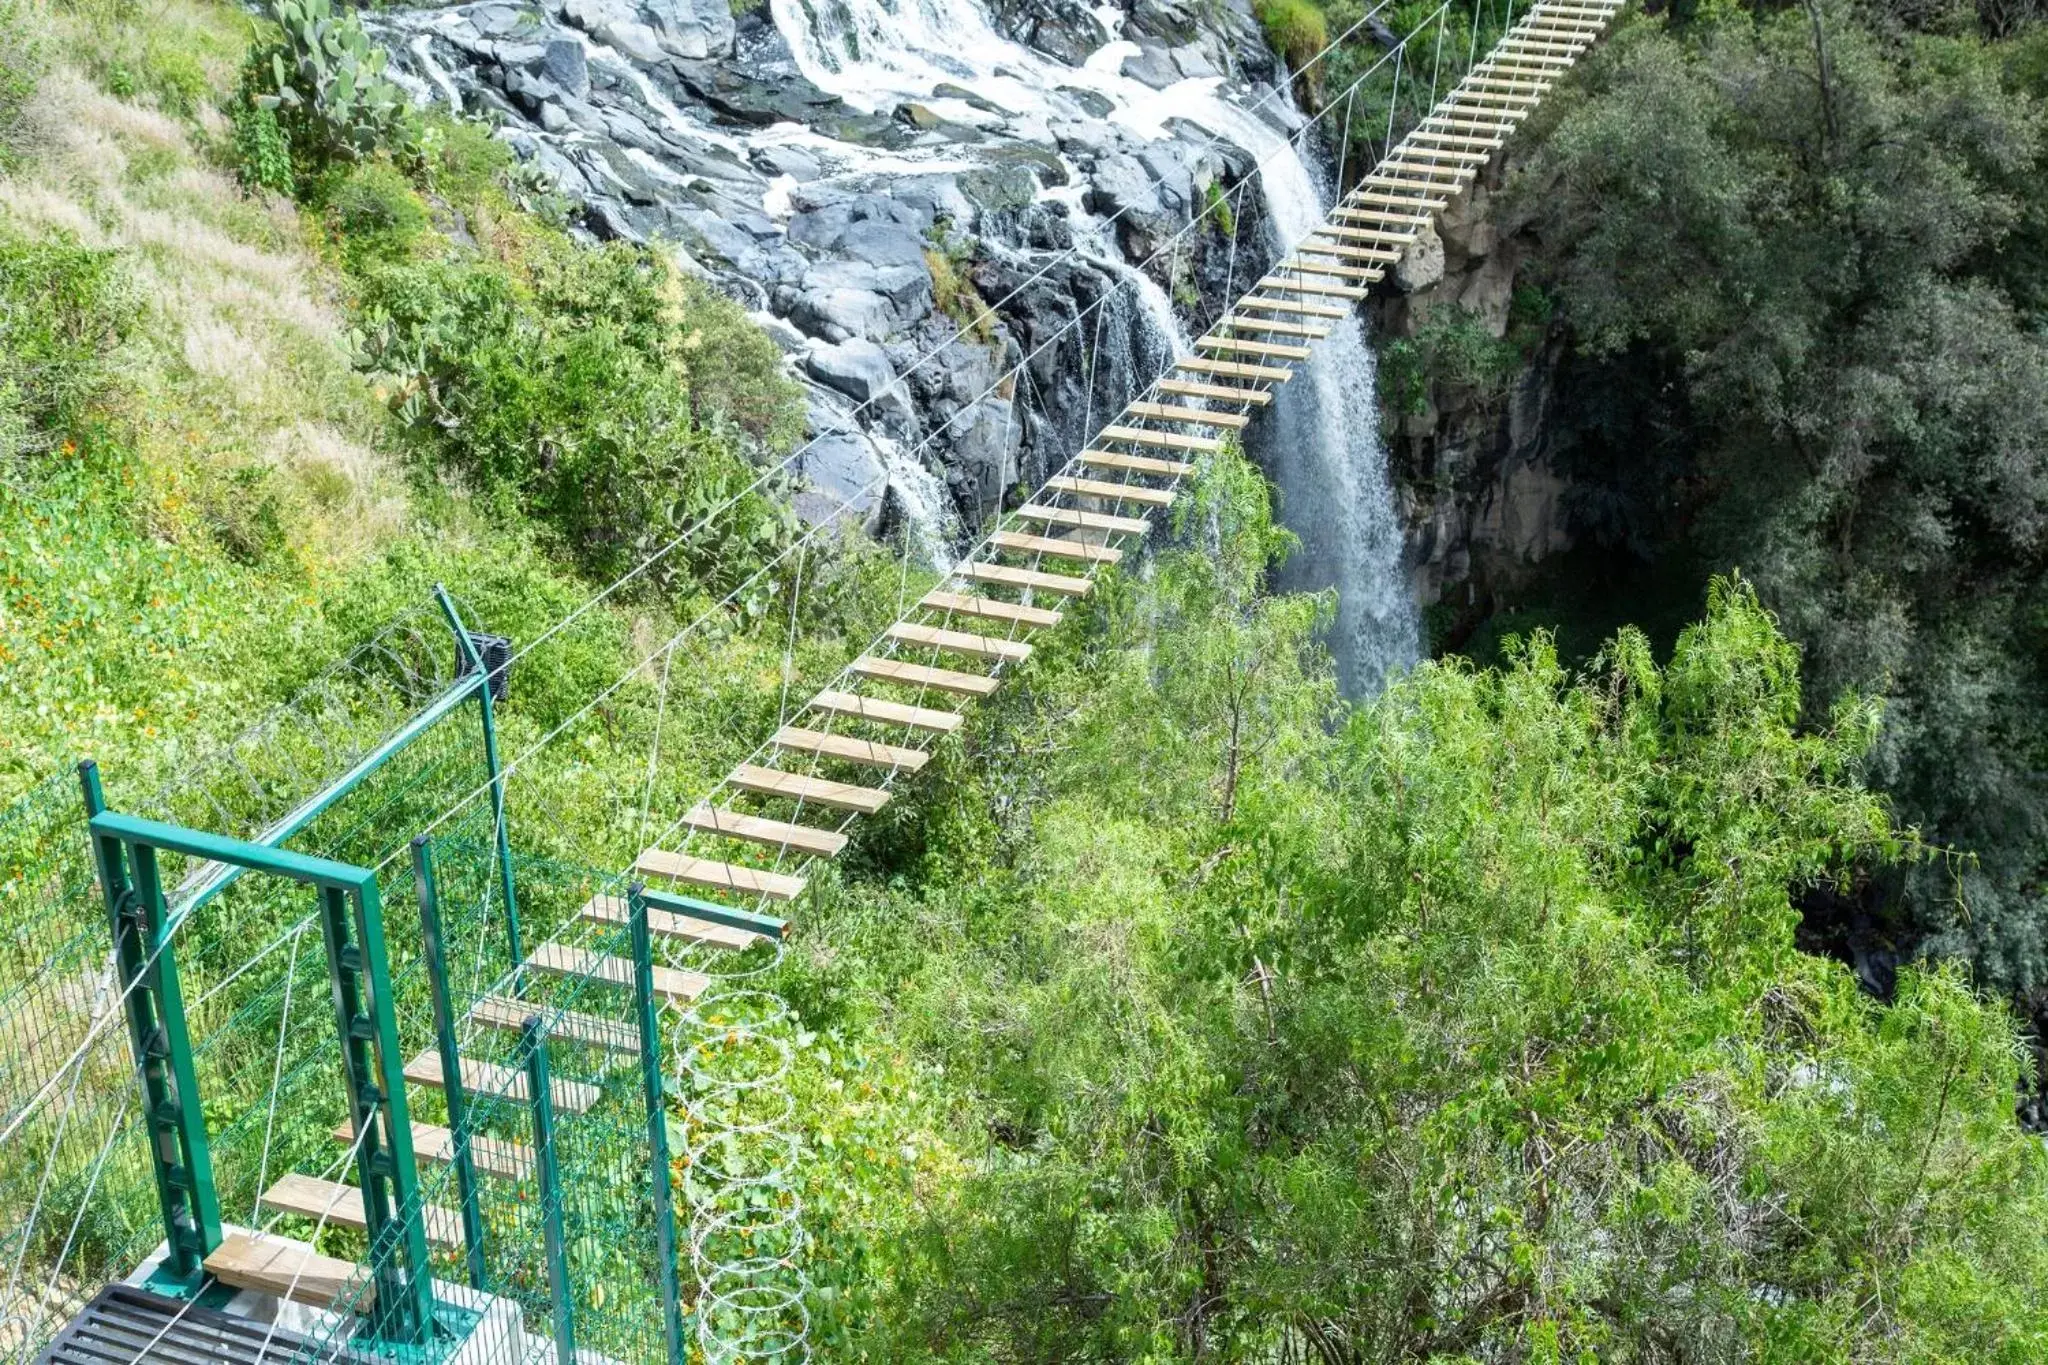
1120,40,1180,90
791,287,899,344
794,430,887,528
541,39,589,98
805,339,896,404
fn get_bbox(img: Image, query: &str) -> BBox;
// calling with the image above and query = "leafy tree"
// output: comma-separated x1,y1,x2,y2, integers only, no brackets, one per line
1502,0,2048,1038
784,454,2048,1360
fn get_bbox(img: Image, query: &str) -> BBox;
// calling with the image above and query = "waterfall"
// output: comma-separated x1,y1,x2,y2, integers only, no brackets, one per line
1176,101,1420,697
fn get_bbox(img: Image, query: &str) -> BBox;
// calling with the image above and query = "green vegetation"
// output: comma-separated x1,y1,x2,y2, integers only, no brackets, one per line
242,0,421,172
1255,0,1329,76
923,227,996,342
781,459,2048,1357
1498,0,2048,1047
5,0,2048,1354
1203,176,1236,238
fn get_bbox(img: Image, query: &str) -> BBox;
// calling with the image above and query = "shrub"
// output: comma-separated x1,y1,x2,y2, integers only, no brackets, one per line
355,243,800,588
0,0,40,171
1202,179,1236,239
321,160,431,268
924,237,995,343
232,96,295,196
244,0,422,175
0,229,131,463
1254,0,1327,75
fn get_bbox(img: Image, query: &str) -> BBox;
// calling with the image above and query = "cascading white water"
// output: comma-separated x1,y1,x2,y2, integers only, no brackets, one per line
763,0,1416,692
1174,101,1420,697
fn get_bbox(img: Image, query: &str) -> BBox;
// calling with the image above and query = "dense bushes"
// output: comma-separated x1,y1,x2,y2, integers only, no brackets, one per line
1507,1,2048,1035
352,224,803,587
785,456,2048,1359
0,228,129,463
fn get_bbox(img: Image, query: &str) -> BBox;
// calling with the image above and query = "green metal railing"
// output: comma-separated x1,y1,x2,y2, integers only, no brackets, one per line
82,788,436,1343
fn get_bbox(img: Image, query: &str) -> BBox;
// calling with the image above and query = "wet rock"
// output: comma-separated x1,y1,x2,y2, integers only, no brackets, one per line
670,59,842,126
541,39,589,97
933,82,1011,117
1120,40,1180,90
806,338,897,403
749,144,822,181
989,0,1109,65
946,397,1021,513
794,429,887,527
1171,43,1216,78
791,287,900,343
1057,85,1114,118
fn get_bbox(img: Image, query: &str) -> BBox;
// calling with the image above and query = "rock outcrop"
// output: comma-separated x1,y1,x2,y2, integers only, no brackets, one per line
1375,168,1572,642
372,0,1286,540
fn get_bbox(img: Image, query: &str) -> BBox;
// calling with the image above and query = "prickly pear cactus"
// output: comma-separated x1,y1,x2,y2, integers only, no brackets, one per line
254,0,421,164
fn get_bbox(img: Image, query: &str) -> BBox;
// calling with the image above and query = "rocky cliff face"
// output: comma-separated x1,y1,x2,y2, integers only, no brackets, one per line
1374,168,1571,644
371,0,1289,545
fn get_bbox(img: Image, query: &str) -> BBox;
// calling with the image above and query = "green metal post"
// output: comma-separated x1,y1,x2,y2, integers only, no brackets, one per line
314,879,434,1342
434,585,522,970
412,837,485,1288
628,884,685,1365
78,762,221,1290
522,1017,574,1365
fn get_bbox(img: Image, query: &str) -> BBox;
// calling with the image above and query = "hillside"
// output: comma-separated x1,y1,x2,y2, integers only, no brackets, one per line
1,0,2046,1358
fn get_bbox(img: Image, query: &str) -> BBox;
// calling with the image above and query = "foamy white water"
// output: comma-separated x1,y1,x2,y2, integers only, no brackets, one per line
1175,100,1419,695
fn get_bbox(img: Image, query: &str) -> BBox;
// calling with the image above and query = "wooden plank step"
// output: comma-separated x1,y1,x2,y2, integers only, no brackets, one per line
580,892,767,950
1233,296,1348,319
682,805,848,857
260,1173,462,1249
1277,258,1382,282
1343,191,1450,212
809,687,964,732
1196,335,1312,361
1124,400,1252,428
1500,37,1589,55
1376,160,1473,181
403,1048,603,1112
772,722,934,769
886,620,1034,663
1046,475,1179,507
1256,274,1368,299
527,941,709,1004
1220,311,1335,335
336,1117,534,1179
1421,114,1520,132
958,560,1094,596
1174,355,1292,382
1405,131,1503,151
1390,146,1494,166
1014,503,1151,536
1100,424,1224,453
1216,315,1329,338
921,589,1065,627
1301,239,1407,262
1313,225,1417,247
845,657,999,701
1446,88,1541,106
1465,75,1554,92
991,528,1125,564
1081,449,1196,477
469,994,641,1054
634,848,806,902
1486,48,1576,66
205,1232,364,1309
1155,377,1275,405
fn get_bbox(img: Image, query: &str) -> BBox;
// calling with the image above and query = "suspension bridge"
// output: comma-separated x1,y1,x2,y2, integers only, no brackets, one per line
0,2,1621,1362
